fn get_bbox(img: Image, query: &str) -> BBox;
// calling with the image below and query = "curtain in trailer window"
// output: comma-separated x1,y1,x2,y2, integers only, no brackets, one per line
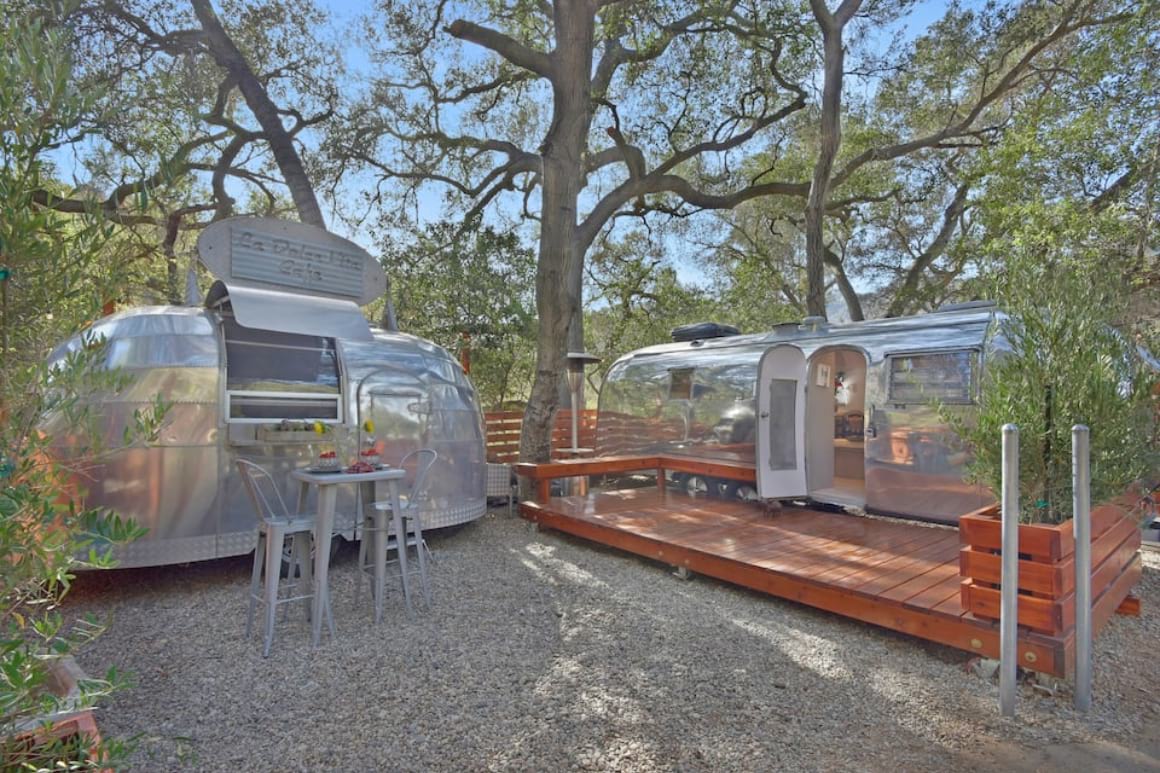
888,350,977,404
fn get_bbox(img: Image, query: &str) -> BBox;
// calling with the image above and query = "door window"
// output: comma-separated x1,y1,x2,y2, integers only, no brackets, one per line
767,378,798,470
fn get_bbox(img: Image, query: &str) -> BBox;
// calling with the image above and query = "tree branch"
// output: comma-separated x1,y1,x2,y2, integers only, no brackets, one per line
885,182,972,317
447,20,552,77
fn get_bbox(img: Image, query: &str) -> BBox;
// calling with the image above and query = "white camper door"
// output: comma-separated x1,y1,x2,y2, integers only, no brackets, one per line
755,345,808,499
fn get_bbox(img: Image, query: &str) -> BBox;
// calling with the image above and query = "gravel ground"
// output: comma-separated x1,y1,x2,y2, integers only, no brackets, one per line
64,509,1160,772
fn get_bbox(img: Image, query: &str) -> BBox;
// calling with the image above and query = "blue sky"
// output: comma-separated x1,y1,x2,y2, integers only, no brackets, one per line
304,0,964,294
51,0,966,301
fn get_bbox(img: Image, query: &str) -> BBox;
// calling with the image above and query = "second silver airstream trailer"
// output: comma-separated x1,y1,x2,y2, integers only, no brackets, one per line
45,218,487,567
596,303,1004,525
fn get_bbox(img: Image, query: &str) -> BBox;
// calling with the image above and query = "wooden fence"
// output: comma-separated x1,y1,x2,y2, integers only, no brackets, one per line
484,409,598,463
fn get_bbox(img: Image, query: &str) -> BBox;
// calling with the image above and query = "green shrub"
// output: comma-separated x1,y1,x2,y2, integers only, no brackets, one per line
1,344,167,770
1,9,166,768
949,261,1158,523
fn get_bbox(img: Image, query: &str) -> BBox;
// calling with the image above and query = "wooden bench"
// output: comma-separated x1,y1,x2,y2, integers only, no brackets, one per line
515,454,756,502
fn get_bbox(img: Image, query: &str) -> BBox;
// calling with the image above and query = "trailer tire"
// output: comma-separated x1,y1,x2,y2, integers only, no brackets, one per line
723,482,759,502
683,475,711,498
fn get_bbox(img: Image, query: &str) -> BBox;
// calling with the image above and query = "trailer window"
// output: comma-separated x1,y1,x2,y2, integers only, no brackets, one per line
889,350,977,404
669,368,695,400
222,316,342,422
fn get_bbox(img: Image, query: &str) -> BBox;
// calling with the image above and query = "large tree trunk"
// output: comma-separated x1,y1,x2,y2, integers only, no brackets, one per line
803,0,861,318
190,0,326,229
518,0,596,478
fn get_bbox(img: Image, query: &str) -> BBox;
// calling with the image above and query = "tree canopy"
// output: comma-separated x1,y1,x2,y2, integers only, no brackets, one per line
5,0,1155,452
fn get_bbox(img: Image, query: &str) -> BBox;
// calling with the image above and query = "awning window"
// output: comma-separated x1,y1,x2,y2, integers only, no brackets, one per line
206,280,373,342
206,281,367,423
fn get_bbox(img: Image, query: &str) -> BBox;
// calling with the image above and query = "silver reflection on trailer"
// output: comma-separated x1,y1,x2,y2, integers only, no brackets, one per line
44,218,486,568
597,303,1007,525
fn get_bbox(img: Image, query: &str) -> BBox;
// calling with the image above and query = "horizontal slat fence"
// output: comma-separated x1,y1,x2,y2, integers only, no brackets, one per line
484,409,598,463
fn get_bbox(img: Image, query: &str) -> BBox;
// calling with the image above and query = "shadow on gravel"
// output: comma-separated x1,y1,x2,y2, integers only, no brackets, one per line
58,511,1159,771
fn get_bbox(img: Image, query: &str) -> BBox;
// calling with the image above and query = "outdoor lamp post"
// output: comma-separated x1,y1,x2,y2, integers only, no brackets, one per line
563,351,600,495
564,351,600,450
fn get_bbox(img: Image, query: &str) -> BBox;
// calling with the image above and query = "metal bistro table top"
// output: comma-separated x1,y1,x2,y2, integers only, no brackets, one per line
291,467,406,485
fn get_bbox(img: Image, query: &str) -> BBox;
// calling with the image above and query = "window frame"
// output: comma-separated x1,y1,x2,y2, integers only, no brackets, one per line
217,312,346,425
886,347,980,406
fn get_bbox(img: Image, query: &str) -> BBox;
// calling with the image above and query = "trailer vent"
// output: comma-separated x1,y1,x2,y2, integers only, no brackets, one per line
934,300,996,313
671,322,740,342
797,316,829,333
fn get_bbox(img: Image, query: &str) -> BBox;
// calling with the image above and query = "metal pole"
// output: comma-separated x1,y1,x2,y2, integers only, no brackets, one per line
570,386,580,452
568,380,581,496
1073,424,1092,712
1000,423,1020,717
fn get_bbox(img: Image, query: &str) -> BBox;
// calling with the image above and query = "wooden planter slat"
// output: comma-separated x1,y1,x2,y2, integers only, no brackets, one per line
959,546,1066,596
964,583,1072,635
959,515,1140,597
959,504,1123,562
958,490,1143,638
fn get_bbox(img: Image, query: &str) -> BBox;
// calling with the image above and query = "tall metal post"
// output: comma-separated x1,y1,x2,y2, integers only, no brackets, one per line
1073,425,1092,712
1000,423,1020,717
570,388,580,452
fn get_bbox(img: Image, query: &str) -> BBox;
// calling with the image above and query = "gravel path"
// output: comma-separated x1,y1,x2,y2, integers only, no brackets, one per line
65,509,1160,771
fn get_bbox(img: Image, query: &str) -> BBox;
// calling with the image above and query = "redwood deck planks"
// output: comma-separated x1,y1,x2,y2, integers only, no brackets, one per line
519,486,1132,678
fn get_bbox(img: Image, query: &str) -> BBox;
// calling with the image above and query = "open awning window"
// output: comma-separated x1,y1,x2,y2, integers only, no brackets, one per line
206,281,368,423
205,280,373,342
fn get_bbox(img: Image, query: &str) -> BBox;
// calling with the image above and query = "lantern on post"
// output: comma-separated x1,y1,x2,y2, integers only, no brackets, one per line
564,351,600,453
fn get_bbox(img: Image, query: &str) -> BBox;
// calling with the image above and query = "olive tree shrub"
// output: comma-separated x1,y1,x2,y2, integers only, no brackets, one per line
949,260,1157,524
1,9,166,768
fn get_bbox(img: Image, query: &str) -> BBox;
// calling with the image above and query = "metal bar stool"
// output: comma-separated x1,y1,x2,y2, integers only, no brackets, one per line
237,459,334,656
357,449,438,613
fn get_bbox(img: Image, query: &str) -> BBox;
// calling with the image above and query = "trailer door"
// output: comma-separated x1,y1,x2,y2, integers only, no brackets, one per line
756,345,808,499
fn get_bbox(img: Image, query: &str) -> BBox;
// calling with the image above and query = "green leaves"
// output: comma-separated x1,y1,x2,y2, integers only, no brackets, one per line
0,10,155,766
948,257,1158,524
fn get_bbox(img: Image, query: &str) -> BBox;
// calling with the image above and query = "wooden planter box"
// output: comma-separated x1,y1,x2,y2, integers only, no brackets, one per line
959,488,1143,637
3,657,107,771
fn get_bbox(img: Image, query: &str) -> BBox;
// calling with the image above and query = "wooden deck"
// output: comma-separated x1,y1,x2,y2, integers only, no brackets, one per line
519,487,1135,677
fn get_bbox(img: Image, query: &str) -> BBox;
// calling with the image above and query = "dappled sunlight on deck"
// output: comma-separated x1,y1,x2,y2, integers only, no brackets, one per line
520,487,1083,676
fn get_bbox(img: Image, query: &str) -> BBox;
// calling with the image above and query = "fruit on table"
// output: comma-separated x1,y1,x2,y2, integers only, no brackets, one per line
345,461,376,473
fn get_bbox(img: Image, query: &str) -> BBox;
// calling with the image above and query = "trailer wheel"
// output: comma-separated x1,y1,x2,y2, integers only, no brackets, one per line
705,477,729,498
723,482,759,502
684,475,711,498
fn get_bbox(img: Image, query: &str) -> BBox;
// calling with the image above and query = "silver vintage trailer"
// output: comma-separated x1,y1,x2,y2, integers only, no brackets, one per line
45,218,487,567
596,303,1005,525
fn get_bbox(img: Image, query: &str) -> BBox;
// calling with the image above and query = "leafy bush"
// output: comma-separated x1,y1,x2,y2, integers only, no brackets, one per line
1,343,166,769
1,8,166,768
949,261,1158,523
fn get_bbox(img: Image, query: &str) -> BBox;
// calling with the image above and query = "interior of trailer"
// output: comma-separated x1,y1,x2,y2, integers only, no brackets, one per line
806,346,867,508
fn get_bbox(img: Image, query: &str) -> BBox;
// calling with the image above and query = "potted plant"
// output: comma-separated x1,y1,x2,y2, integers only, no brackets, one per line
948,259,1157,637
